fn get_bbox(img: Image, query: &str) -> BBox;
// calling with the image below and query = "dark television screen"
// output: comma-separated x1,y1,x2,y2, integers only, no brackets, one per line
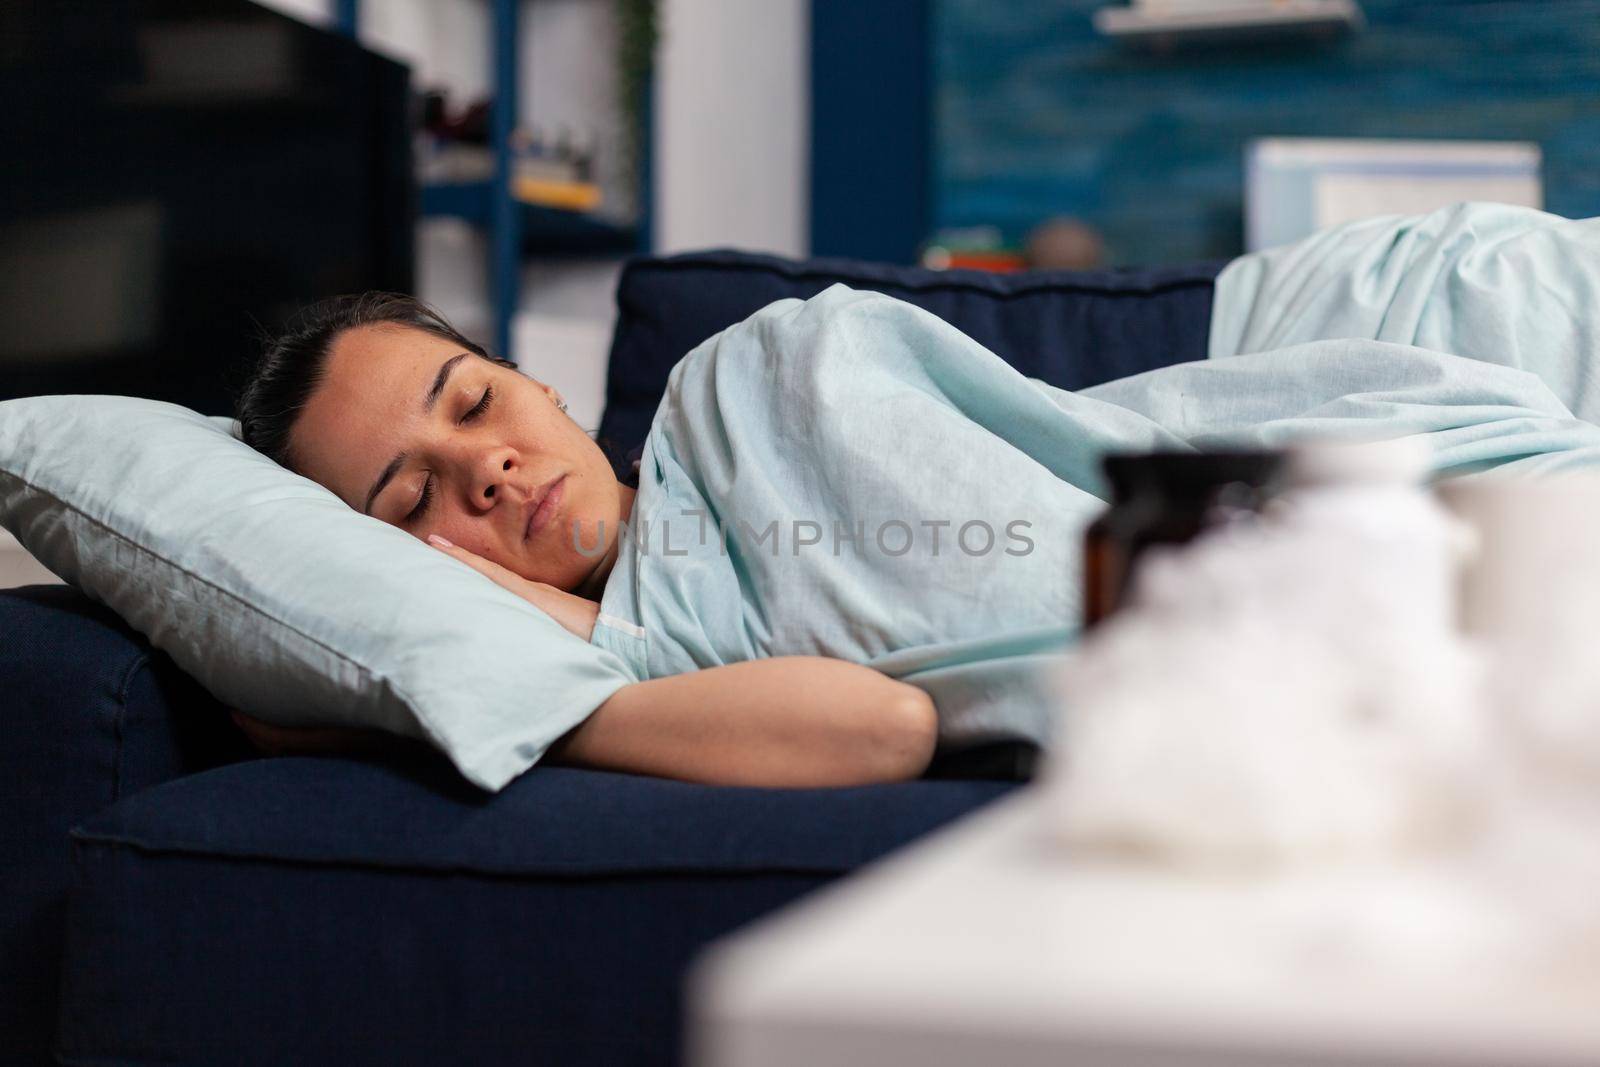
0,0,414,416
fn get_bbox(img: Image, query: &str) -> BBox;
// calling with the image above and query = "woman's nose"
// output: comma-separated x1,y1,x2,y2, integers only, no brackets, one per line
470,450,517,510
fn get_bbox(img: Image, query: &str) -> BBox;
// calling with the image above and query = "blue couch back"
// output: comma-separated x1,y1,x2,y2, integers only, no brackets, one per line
597,249,1226,455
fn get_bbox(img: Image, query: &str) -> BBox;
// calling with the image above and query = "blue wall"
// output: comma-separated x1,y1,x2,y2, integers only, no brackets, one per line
812,0,932,264
935,0,1600,265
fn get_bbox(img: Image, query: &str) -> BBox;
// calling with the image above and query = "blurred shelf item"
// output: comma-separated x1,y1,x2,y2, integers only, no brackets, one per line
513,177,602,213
1094,0,1363,49
924,249,1026,272
418,142,496,185
920,225,1026,273
510,127,602,211
419,124,604,209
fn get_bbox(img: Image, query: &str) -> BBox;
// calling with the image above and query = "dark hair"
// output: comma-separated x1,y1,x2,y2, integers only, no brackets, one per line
234,291,639,488
233,291,501,475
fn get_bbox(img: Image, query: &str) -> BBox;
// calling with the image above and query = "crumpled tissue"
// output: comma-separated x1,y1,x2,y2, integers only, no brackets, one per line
1041,473,1487,869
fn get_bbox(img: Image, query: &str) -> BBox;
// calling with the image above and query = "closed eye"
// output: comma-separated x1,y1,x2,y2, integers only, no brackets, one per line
403,385,493,523
405,474,435,523
461,385,494,424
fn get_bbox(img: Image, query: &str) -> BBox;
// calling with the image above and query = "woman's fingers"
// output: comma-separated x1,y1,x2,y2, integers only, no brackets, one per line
423,533,597,640
427,533,526,593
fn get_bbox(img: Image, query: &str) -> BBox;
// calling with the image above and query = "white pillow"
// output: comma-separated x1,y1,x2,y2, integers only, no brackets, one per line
0,394,636,791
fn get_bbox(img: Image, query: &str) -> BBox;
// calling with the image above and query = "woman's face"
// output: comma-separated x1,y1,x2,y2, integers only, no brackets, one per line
288,323,628,592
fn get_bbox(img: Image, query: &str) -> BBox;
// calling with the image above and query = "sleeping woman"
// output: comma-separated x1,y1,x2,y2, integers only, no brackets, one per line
232,290,949,787
229,202,1600,787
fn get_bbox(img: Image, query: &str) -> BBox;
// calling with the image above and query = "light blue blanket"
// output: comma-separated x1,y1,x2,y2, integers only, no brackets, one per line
1210,202,1600,425
590,203,1600,751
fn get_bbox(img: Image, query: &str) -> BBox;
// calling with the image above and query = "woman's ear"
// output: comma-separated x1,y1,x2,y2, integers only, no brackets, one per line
541,382,568,412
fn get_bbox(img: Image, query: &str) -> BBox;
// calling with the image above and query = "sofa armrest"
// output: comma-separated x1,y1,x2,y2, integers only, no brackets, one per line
1,584,246,808
0,583,247,1065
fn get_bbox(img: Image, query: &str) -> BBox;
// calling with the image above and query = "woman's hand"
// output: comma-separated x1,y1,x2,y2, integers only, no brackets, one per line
546,658,940,787
426,534,600,641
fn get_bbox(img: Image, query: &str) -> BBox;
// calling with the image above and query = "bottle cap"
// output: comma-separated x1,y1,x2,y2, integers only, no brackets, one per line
1101,450,1284,503
1284,437,1429,486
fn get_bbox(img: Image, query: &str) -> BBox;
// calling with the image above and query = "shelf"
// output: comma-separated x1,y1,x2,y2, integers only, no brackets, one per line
1094,0,1362,48
421,180,640,256
361,0,652,361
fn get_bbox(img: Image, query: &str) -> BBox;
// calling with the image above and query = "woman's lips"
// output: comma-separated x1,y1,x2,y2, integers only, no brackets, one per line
525,475,566,542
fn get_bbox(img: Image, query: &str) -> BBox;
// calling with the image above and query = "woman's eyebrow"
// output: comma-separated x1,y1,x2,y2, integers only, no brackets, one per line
363,451,409,516
423,352,470,413
361,351,471,515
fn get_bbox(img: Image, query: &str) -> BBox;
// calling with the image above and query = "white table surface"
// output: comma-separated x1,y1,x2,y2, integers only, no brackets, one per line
687,786,1600,1067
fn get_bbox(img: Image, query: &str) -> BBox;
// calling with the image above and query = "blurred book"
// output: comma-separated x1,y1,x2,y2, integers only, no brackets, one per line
512,177,602,213
921,226,1027,272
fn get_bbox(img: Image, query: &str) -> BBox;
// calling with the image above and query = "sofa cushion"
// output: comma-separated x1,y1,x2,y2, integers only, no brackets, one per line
0,585,246,1067
600,249,1226,454
59,757,1015,1066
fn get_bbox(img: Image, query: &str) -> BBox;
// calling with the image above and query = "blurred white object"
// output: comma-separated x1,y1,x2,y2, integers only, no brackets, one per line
1441,476,1600,785
1247,138,1542,251
690,788,1600,1067
695,446,1600,1067
1043,439,1486,868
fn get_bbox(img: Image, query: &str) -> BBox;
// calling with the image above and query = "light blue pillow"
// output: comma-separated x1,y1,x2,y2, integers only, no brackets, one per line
0,394,637,791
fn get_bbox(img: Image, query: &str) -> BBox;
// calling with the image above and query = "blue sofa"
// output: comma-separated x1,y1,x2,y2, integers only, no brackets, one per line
0,250,1223,1066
